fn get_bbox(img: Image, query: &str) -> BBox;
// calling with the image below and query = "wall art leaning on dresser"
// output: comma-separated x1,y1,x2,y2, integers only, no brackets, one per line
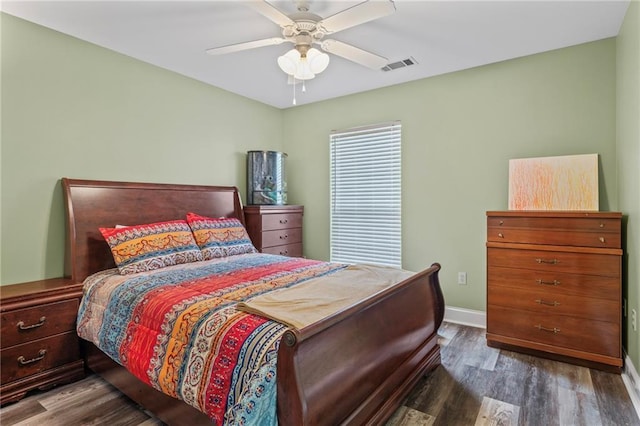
508,153,598,211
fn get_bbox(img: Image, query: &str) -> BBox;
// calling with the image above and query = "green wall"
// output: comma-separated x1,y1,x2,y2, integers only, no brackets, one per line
282,39,618,312
0,9,631,356
617,1,640,370
0,14,283,284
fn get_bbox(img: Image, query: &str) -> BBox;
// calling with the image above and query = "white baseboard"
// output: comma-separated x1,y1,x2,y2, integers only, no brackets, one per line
623,353,640,420
443,306,486,329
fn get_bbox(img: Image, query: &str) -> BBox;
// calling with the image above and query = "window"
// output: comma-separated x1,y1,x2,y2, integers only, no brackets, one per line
330,121,402,268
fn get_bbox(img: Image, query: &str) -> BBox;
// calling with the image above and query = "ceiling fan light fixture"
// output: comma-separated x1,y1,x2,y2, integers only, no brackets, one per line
294,60,316,80
277,47,329,81
277,49,300,75
307,48,330,74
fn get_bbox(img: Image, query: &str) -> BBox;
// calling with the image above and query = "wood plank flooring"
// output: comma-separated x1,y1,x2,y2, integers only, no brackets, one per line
1,322,638,425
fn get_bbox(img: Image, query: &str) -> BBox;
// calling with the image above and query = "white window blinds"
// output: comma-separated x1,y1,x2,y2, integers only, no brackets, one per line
330,121,402,268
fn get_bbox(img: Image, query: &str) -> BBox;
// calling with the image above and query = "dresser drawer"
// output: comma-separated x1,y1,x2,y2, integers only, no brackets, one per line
262,243,303,257
488,227,620,249
262,228,302,248
487,216,620,248
261,213,303,231
1,299,78,347
488,266,620,300
487,286,619,323
487,247,620,277
488,216,620,233
1,332,81,383
488,306,620,358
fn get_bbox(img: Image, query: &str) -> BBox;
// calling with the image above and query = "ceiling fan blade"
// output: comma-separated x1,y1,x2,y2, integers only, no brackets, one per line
247,1,295,28
320,39,388,70
318,0,396,34
206,37,287,55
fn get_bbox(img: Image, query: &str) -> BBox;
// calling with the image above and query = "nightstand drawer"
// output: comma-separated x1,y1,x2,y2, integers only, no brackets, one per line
261,213,303,231
262,228,302,248
1,332,81,383
1,299,79,347
262,243,303,257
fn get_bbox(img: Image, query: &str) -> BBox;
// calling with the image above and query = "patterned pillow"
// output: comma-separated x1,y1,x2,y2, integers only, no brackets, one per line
186,212,257,260
100,220,203,275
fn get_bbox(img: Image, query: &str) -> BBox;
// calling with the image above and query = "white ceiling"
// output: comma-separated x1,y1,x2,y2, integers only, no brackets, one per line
1,1,630,109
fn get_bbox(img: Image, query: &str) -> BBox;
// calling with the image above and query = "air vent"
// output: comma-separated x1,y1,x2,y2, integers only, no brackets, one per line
381,57,418,72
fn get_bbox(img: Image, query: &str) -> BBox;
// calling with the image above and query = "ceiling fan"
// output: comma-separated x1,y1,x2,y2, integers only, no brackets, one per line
206,0,396,81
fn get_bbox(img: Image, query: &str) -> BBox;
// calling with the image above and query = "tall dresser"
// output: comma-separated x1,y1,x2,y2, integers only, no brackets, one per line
244,205,304,257
486,211,623,371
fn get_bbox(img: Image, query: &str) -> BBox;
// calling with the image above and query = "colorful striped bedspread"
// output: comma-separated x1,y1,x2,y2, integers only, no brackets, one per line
77,253,346,425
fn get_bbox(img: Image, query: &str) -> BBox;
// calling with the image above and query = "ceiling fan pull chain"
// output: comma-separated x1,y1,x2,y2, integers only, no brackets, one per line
292,76,297,105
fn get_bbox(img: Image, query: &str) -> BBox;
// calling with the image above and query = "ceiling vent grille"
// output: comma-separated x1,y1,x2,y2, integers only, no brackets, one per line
381,57,418,72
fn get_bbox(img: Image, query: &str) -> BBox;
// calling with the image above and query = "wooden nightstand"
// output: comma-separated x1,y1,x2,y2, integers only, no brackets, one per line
0,278,85,405
244,205,304,257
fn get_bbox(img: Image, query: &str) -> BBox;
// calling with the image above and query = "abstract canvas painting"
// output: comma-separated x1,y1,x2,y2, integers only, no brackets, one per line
508,154,598,210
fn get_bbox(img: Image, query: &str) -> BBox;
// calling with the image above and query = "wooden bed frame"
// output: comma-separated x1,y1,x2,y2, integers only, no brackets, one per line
62,178,445,425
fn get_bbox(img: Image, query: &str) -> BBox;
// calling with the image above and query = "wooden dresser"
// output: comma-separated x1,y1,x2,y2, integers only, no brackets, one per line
0,278,85,405
244,205,304,257
486,211,623,371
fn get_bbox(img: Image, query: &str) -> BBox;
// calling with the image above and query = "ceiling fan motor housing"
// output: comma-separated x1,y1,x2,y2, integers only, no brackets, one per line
282,12,326,45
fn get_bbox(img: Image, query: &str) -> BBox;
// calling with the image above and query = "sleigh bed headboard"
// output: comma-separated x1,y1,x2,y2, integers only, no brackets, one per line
62,178,245,283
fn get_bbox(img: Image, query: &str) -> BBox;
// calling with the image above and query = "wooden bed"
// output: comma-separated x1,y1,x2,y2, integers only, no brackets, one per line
62,178,445,425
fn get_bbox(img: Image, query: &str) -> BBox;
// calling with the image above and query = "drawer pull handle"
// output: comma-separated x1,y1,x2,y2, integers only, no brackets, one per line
535,299,560,307
536,258,558,265
536,325,560,334
599,237,606,243
280,234,288,240
498,233,504,238
17,316,46,330
536,279,560,286
499,220,504,226
600,223,605,228
279,219,288,224
280,250,288,255
17,349,47,366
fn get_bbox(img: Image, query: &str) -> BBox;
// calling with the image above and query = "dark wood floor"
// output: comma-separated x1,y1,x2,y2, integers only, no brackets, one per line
2,323,638,425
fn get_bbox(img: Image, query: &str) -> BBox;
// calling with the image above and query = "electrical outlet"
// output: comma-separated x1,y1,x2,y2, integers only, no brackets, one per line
632,309,637,332
457,272,467,285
